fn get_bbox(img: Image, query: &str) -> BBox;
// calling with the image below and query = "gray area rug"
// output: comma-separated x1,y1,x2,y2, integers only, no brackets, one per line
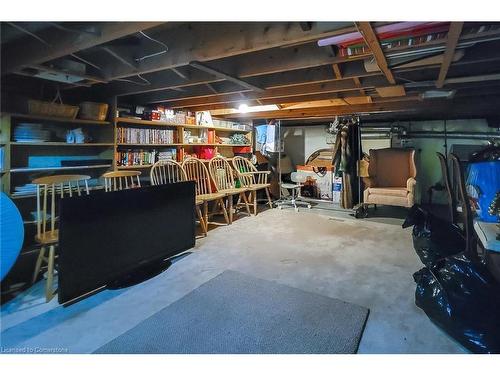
95,270,369,354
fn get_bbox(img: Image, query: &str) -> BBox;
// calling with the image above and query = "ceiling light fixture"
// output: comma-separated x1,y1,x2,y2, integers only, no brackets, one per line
238,103,250,113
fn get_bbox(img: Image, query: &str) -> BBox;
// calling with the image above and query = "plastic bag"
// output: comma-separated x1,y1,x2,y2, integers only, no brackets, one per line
413,253,500,353
402,205,465,266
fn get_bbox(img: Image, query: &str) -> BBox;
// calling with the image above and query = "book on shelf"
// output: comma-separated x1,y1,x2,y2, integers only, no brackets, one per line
115,148,177,166
117,127,176,144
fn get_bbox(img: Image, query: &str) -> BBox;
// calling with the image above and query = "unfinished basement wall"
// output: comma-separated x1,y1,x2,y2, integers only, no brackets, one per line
282,119,499,205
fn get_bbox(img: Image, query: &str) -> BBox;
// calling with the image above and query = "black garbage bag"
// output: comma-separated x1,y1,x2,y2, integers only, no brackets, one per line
403,204,465,266
413,253,500,353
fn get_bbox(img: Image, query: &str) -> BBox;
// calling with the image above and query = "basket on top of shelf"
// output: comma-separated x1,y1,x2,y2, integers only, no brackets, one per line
78,102,109,121
27,89,79,119
28,99,79,119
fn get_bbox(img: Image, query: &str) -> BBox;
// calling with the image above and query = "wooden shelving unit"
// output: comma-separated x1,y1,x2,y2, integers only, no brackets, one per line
114,117,253,171
11,142,114,147
0,113,114,198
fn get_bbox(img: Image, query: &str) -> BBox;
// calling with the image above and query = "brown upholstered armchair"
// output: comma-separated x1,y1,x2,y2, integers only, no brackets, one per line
363,148,417,209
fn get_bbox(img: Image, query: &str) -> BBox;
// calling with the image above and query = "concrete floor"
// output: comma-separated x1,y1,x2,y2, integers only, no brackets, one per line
0,207,466,354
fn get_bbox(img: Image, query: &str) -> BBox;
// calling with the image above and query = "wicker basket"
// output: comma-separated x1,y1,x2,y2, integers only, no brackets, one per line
79,102,109,121
28,99,79,119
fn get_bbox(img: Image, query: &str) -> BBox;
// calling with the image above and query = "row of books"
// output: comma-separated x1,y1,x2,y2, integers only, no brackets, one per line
116,148,177,166
116,127,177,144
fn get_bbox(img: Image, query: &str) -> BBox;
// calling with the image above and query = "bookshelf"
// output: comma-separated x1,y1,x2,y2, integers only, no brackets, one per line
0,112,114,199
113,117,253,170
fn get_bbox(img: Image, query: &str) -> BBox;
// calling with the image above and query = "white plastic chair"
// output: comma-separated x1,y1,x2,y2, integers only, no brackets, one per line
278,172,312,212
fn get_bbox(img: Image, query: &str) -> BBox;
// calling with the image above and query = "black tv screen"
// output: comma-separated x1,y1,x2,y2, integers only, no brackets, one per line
58,182,195,304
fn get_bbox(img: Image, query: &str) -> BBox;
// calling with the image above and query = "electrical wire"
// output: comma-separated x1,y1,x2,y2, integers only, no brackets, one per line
135,31,169,63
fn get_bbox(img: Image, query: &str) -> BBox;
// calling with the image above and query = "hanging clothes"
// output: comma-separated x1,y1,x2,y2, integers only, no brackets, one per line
331,117,362,209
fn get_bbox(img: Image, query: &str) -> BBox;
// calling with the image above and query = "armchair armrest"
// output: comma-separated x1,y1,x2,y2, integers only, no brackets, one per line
407,177,417,193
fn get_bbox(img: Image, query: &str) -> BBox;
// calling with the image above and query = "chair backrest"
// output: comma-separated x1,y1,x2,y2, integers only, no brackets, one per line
232,156,256,186
368,148,416,187
150,160,187,185
102,171,141,192
208,156,236,191
436,152,456,223
32,174,90,238
182,157,214,195
449,153,475,255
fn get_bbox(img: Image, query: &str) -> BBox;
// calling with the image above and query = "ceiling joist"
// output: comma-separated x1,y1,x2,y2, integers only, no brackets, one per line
189,61,265,92
1,22,164,75
436,22,464,88
355,22,396,85
100,22,355,81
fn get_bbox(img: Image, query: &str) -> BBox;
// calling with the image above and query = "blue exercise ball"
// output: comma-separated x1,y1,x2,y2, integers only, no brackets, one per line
1,192,24,281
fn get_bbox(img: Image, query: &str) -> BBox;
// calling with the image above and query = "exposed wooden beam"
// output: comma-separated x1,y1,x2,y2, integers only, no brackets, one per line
137,76,388,107
219,99,427,119
101,22,356,80
352,76,366,96
1,22,164,75
215,96,500,120
205,83,218,94
436,22,464,88
189,61,265,92
106,28,500,98
100,46,137,70
171,67,189,80
355,22,396,84
332,63,343,79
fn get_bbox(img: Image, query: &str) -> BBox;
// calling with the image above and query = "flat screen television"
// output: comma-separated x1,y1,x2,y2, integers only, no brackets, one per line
58,182,195,305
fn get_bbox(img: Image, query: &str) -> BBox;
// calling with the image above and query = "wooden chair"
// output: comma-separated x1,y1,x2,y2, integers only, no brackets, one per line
102,171,141,192
232,156,273,215
32,174,90,302
208,156,251,223
151,159,207,236
436,152,457,223
449,153,476,257
182,157,229,230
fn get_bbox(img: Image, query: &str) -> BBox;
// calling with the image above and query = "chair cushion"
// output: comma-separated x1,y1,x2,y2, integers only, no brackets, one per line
367,187,408,197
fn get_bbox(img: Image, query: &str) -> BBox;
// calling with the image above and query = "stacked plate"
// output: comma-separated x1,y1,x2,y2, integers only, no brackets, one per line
12,183,38,197
13,123,51,143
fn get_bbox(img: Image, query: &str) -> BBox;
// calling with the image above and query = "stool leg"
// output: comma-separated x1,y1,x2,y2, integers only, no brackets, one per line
241,192,251,215
203,201,209,231
220,198,230,224
265,187,273,208
253,190,258,215
45,245,56,302
32,246,46,283
196,204,207,236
